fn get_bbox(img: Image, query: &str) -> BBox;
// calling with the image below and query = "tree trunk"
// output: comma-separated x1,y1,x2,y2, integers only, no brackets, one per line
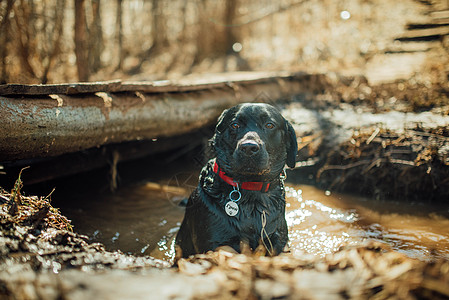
13,1,37,79
41,0,66,84
115,0,123,70
0,0,14,83
151,0,168,51
224,0,238,55
191,0,208,68
74,0,89,82
89,0,103,73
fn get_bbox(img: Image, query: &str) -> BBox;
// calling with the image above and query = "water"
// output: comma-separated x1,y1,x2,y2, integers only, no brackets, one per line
58,175,449,263
285,185,449,260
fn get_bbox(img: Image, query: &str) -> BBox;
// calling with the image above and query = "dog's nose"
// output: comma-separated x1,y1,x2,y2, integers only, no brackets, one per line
239,141,260,156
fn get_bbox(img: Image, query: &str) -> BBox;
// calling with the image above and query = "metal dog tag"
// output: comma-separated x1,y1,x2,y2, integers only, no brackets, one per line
225,201,239,217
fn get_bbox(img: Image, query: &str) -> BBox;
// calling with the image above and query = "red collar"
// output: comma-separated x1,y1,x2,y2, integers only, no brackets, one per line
213,160,272,192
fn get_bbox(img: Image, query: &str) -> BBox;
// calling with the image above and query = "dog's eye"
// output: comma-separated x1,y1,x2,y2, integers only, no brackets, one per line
265,122,275,129
231,122,240,129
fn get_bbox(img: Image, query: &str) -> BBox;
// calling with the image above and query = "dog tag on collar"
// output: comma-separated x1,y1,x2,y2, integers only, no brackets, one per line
225,201,239,217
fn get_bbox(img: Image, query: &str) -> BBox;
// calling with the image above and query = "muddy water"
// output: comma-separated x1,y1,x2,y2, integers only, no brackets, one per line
285,186,449,260
59,175,449,263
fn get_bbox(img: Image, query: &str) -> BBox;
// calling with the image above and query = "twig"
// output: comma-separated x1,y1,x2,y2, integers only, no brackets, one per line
388,159,415,166
317,160,371,178
362,158,382,174
319,157,416,178
408,129,449,141
366,128,380,145
8,166,30,215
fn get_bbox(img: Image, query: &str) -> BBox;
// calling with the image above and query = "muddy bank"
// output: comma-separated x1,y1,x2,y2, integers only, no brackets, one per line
0,182,168,299
1,180,449,299
284,72,449,202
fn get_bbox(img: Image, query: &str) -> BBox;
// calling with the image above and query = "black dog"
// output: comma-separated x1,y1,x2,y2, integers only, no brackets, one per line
175,103,297,258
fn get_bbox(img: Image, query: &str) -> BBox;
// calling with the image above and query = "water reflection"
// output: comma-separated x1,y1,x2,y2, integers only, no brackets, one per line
59,181,449,262
285,186,361,257
285,185,449,261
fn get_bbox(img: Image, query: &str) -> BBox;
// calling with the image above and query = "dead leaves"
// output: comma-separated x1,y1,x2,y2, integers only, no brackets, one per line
0,168,72,232
177,241,449,299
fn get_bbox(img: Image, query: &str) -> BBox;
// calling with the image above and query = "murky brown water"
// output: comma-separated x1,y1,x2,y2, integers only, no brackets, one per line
59,174,449,263
285,185,449,260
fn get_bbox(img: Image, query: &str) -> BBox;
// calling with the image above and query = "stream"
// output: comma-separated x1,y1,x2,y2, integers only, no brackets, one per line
57,170,449,263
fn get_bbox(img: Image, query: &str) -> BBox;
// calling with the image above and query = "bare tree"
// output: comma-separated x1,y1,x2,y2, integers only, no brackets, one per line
115,0,123,70
41,0,66,84
191,0,209,69
151,0,168,52
13,0,37,79
89,0,103,73
0,0,14,83
74,0,89,81
0,0,308,83
224,0,238,55
165,0,189,73
127,0,169,75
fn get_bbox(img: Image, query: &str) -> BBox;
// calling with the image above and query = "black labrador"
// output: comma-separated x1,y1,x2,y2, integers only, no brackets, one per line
175,103,297,258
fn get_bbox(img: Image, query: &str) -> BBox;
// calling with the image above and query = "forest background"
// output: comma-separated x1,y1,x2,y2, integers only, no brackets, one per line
0,0,430,84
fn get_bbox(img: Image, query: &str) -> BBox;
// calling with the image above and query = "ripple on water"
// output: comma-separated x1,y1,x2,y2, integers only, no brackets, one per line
284,185,449,261
285,186,361,257
60,183,449,262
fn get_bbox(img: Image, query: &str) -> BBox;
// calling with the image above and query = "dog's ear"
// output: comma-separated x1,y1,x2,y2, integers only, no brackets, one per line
215,108,231,134
285,120,298,168
209,106,237,151
215,105,239,133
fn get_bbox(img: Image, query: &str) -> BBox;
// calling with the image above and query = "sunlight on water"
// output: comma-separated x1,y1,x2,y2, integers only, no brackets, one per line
285,186,361,257
60,181,449,262
284,185,449,261
151,226,179,261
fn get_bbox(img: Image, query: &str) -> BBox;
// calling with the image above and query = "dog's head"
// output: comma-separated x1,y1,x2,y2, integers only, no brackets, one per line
210,103,297,181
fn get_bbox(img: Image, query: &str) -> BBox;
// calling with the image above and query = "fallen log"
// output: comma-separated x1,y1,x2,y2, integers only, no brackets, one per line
0,72,323,162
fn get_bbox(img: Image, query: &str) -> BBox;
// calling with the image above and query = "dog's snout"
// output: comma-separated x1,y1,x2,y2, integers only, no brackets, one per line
239,141,260,156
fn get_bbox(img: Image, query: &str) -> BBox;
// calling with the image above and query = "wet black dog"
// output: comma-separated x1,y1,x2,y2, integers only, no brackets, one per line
175,103,297,258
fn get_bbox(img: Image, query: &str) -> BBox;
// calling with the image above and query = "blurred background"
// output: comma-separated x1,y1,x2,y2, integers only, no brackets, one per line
1,0,447,84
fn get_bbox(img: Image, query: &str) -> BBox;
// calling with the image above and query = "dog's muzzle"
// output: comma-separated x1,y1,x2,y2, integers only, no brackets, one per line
238,140,260,156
